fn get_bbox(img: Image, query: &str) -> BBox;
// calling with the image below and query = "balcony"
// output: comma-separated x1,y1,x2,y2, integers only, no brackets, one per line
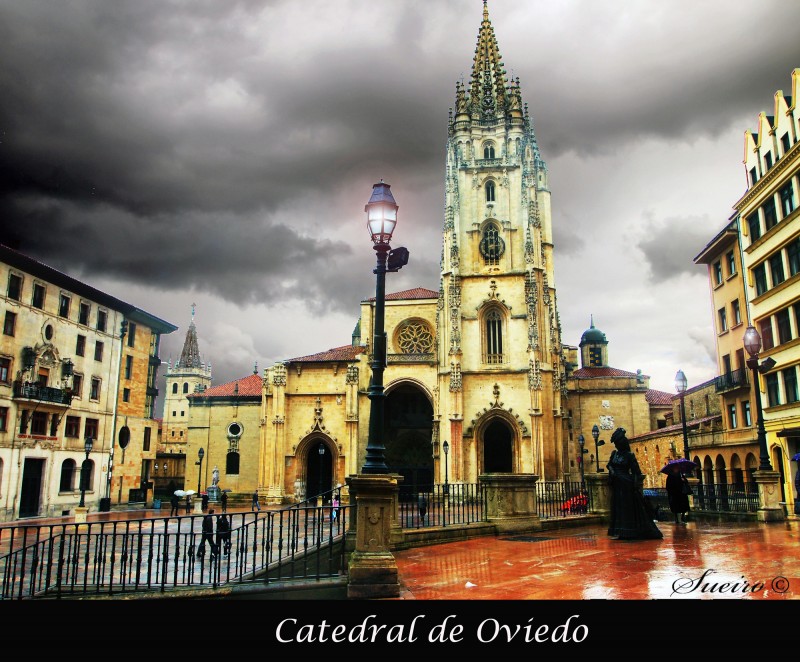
714,367,749,393
13,381,72,406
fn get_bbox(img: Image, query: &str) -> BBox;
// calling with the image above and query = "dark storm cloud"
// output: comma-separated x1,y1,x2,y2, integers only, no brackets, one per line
636,214,712,283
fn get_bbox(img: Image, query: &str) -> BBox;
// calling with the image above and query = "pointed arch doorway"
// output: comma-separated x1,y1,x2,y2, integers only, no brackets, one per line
305,439,333,501
384,383,434,500
482,418,513,473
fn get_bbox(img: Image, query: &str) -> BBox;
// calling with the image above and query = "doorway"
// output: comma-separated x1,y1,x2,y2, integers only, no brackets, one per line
19,458,45,518
482,418,513,472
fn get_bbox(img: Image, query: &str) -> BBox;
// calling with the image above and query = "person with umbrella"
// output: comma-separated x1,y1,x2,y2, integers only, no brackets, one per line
662,459,695,525
170,492,180,517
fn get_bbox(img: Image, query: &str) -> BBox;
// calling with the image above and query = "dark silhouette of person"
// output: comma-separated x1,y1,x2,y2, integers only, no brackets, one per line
606,428,663,540
418,494,428,523
252,490,261,512
199,509,219,557
216,513,231,555
666,465,691,524
221,491,228,513
170,493,180,517
201,493,209,511
185,495,191,514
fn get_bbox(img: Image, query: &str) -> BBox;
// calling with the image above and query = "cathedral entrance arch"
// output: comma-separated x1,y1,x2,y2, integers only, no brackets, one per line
384,383,434,500
482,418,514,473
302,438,334,502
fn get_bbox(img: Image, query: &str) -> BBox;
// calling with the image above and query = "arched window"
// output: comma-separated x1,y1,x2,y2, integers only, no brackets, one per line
172,383,178,394
183,382,189,394
483,143,495,159
485,180,495,202
60,459,76,492
484,308,504,364
479,223,504,266
226,452,240,475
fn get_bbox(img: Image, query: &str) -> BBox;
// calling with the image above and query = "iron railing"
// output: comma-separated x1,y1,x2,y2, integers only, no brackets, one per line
536,480,590,519
0,495,348,600
714,368,749,393
397,483,486,529
692,482,759,513
12,381,72,405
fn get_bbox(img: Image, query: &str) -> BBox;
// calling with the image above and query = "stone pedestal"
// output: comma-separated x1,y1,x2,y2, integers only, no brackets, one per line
346,473,400,599
753,470,786,522
207,486,221,503
74,506,88,524
585,473,610,518
193,498,203,514
479,473,541,533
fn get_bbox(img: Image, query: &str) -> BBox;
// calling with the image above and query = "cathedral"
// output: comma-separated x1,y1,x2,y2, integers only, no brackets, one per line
174,2,575,503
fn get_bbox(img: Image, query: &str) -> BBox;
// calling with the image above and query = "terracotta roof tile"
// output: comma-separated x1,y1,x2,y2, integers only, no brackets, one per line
571,366,641,378
191,373,262,399
368,287,439,302
629,414,721,441
286,345,365,363
646,389,674,406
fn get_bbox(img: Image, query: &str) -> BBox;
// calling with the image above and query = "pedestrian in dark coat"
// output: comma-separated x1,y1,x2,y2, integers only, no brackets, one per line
252,490,261,511
216,513,231,555
221,491,228,513
666,465,691,524
170,494,180,517
199,509,218,557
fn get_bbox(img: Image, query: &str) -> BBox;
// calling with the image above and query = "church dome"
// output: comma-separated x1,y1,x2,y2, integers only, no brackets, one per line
580,318,607,345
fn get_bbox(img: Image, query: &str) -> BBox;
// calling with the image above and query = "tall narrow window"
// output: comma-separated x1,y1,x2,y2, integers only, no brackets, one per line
728,404,737,429
784,367,799,404
484,309,504,364
78,302,90,325
713,261,723,285
94,341,104,361
76,335,86,356
60,460,76,492
731,299,742,326
0,357,10,384
747,212,761,243
143,427,152,451
749,167,758,186
172,383,178,394
782,133,791,155
483,144,495,159
753,263,768,296
90,378,100,400
7,273,21,300
742,400,751,427
763,198,778,231
759,318,774,351
717,307,727,333
127,322,136,348
183,382,189,394
788,237,800,277
0,407,7,432
32,283,45,309
770,254,785,286
59,294,70,318
125,355,133,380
726,250,736,276
764,152,773,171
780,182,795,217
766,373,781,407
97,309,107,333
776,308,792,344
72,374,83,398
3,311,16,336
485,180,495,202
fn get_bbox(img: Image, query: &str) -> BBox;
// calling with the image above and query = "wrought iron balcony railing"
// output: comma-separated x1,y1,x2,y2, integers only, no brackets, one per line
714,367,749,393
12,381,72,406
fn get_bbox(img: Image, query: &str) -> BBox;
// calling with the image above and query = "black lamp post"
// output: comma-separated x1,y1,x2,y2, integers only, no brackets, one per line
743,325,774,471
577,434,586,487
362,180,408,474
442,440,450,496
196,447,205,494
591,424,605,472
318,444,325,498
675,369,690,461
79,436,93,508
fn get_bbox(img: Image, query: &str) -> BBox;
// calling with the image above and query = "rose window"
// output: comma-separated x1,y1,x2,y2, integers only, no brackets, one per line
397,322,434,354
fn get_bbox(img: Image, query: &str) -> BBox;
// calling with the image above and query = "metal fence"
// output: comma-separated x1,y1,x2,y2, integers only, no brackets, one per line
397,483,486,529
1,496,348,600
536,480,590,519
643,483,760,516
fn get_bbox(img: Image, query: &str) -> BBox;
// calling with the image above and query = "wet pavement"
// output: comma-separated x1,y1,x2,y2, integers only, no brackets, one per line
392,519,800,600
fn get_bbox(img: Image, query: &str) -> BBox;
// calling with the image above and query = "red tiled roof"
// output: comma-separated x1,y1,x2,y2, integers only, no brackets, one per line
286,345,365,363
629,414,721,441
571,366,641,378
368,287,439,302
191,373,263,398
646,389,674,406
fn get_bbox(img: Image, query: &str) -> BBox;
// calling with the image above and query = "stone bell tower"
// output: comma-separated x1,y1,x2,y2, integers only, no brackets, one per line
437,0,568,481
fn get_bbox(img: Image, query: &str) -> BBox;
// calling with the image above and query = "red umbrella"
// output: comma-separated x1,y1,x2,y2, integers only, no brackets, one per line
660,458,697,475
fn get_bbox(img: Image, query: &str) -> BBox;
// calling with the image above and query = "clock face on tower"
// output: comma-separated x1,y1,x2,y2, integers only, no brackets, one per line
589,347,602,367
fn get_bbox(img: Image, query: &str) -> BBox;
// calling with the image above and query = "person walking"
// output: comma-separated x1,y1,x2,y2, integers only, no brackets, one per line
170,493,180,517
666,464,691,524
216,513,231,555
331,494,339,521
252,490,261,512
199,509,219,557
221,491,228,513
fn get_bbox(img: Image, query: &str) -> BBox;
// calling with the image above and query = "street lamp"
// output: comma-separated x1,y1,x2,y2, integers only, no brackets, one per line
577,434,586,487
591,424,605,472
79,436,94,508
743,325,774,471
442,440,450,496
362,180,409,474
318,444,325,498
675,369,690,461
196,447,205,494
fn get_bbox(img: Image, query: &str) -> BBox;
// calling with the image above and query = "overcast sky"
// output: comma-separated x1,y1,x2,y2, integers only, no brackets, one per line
1,0,799,404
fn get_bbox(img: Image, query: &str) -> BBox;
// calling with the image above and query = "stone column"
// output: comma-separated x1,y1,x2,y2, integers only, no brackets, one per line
346,473,400,599
753,470,786,522
585,472,610,519
479,473,541,533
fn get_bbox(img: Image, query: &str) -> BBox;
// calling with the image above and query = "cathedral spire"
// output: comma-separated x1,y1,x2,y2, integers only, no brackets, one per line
177,303,202,368
467,0,511,120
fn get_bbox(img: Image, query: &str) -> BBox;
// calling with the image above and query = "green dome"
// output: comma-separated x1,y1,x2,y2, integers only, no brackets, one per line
580,317,607,345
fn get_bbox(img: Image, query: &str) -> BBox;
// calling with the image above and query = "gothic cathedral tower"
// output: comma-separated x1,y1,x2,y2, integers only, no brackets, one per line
438,1,567,481
163,305,212,454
